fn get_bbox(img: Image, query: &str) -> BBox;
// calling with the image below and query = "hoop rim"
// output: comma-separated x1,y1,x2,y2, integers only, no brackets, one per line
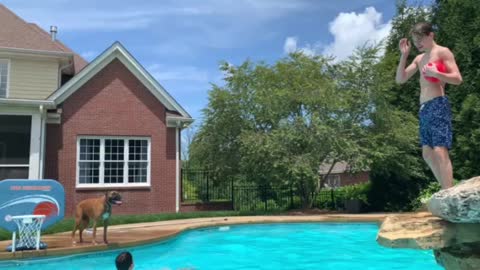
10,215,46,220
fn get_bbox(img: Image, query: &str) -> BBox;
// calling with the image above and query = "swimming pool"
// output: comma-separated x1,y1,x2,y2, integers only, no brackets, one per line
0,223,441,270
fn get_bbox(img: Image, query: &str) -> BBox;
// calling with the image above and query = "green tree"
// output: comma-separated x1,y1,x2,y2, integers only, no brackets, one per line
188,81,248,180
453,94,480,178
191,45,406,209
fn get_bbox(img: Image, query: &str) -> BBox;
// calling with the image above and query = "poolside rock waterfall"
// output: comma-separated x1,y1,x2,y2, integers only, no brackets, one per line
376,176,480,270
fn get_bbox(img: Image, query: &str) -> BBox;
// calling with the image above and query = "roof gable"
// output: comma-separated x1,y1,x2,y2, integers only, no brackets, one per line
48,42,191,119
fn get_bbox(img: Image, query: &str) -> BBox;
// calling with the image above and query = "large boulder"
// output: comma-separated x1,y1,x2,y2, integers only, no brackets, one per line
427,176,480,223
377,212,480,270
378,176,480,270
377,212,480,250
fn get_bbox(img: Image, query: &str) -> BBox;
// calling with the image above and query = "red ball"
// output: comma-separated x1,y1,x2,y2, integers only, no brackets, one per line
33,202,58,218
424,60,447,83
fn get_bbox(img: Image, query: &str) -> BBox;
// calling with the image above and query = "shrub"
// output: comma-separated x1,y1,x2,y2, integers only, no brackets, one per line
410,179,460,210
337,182,371,205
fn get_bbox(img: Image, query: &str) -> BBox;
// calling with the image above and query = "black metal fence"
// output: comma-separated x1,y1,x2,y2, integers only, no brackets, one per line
181,169,232,202
232,185,343,211
181,170,343,212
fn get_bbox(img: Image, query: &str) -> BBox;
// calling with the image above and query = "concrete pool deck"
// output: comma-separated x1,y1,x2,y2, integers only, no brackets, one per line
0,213,401,260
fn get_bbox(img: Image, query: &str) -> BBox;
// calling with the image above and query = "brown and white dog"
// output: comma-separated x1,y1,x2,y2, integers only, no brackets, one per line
71,191,122,245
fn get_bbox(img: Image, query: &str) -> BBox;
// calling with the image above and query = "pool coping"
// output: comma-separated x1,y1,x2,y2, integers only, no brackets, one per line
0,213,398,261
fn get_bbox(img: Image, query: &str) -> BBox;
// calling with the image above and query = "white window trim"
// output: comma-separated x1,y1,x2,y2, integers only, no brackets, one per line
76,136,151,188
0,59,10,98
326,174,341,189
321,174,341,189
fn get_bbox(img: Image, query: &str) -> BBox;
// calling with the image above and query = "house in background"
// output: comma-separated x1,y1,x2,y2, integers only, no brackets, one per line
319,161,369,189
0,4,193,216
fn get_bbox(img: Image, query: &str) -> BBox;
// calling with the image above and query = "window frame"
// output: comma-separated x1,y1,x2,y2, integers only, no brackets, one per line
325,174,341,189
0,59,10,98
76,136,151,188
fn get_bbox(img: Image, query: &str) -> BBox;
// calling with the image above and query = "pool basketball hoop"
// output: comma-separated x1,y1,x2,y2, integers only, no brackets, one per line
0,179,65,252
7,215,47,252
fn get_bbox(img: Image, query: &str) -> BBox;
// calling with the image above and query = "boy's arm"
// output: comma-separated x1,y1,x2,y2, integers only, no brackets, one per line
435,48,463,85
396,55,419,84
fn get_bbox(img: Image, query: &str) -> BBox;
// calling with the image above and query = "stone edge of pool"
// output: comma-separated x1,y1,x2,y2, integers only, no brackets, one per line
0,213,398,261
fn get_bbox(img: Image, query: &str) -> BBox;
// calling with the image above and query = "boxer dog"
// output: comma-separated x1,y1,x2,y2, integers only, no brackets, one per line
71,191,122,245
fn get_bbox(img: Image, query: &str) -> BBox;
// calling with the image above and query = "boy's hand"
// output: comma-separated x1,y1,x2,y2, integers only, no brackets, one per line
399,38,411,56
422,63,439,77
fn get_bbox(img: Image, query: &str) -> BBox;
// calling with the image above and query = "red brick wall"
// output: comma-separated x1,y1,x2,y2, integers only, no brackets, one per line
340,171,369,186
45,59,178,217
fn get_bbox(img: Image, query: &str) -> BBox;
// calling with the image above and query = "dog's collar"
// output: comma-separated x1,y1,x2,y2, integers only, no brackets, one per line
104,199,112,213
102,199,112,221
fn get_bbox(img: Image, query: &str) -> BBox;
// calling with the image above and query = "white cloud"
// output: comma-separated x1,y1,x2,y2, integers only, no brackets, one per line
283,36,320,57
283,37,298,54
322,7,392,61
147,64,209,82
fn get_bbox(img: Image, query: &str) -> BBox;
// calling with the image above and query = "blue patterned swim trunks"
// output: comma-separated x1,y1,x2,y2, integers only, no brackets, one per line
419,96,452,149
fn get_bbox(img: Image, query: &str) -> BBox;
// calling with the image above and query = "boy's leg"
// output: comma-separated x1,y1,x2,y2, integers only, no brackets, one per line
430,146,454,189
422,146,441,184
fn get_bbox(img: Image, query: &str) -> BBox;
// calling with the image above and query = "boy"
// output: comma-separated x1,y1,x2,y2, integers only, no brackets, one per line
395,22,463,189
115,251,134,270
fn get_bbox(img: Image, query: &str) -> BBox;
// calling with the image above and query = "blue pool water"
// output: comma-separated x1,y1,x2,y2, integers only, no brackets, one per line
0,223,442,270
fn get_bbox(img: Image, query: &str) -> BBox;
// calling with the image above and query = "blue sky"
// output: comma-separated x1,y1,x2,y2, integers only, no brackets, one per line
4,0,400,125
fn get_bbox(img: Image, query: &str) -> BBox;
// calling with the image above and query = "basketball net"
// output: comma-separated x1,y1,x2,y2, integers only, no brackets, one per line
7,215,45,252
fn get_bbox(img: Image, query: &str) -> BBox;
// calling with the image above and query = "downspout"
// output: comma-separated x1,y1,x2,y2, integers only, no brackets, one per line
38,105,46,179
175,121,180,213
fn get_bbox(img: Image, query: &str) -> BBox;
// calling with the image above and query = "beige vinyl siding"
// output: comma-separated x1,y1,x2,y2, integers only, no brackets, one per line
8,58,59,100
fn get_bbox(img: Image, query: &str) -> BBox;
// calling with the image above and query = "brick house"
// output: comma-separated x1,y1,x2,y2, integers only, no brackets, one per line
319,162,369,189
0,5,193,216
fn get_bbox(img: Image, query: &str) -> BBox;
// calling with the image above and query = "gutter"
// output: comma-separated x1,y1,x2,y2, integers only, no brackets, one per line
0,98,56,108
0,46,73,59
166,115,194,128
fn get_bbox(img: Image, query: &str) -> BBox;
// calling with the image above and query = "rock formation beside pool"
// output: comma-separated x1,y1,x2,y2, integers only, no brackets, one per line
427,176,480,223
376,176,480,270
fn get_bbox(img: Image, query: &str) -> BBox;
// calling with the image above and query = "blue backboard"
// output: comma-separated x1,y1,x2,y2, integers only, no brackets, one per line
0,179,65,232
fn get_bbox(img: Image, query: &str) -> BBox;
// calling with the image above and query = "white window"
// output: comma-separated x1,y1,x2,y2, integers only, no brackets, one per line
325,174,341,189
77,137,151,188
0,59,9,98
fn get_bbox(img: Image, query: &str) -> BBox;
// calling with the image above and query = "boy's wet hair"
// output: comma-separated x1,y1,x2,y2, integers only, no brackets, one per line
115,251,133,270
410,22,434,37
